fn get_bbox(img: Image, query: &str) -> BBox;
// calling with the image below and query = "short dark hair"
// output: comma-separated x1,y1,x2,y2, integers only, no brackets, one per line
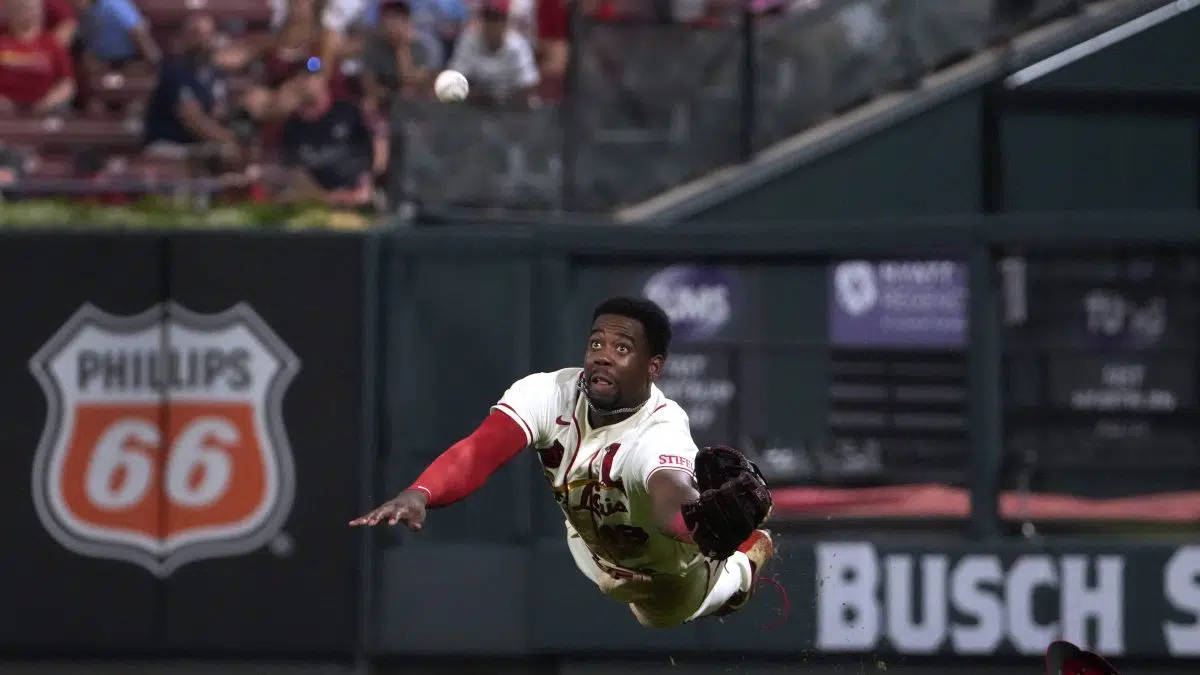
592,296,671,358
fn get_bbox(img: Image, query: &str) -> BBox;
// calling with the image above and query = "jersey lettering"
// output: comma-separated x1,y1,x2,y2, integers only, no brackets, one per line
658,454,694,470
597,523,650,560
573,481,629,519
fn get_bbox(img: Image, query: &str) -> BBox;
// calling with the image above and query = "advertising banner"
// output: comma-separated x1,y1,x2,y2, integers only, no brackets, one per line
159,233,367,654
825,260,970,484
829,260,968,349
0,233,163,653
641,265,740,444
29,302,300,580
808,541,1200,659
0,232,369,657
1002,252,1200,494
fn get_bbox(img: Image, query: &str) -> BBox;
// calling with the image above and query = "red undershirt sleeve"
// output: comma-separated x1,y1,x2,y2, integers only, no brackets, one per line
407,410,529,507
665,511,695,543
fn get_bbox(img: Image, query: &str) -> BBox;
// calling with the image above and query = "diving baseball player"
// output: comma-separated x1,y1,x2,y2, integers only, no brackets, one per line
351,296,775,627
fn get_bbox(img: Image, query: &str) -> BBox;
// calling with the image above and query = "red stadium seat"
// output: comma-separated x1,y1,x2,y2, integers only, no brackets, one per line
0,117,142,151
87,71,156,107
139,0,273,28
85,71,254,108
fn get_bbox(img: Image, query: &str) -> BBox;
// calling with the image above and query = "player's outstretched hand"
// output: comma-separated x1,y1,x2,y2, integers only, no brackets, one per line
349,489,429,530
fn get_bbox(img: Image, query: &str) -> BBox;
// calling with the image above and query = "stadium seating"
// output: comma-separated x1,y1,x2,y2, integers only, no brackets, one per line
2,0,273,193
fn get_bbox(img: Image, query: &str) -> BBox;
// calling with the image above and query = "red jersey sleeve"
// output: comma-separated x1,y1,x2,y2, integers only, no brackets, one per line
407,410,528,507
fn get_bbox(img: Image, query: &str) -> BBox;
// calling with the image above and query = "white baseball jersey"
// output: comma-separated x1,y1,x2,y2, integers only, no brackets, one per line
494,367,704,579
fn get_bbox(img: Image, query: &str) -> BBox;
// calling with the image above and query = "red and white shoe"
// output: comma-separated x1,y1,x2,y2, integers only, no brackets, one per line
1045,640,1120,675
711,529,775,617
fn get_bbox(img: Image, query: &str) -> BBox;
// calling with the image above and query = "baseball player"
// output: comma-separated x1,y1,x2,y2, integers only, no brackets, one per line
352,296,776,627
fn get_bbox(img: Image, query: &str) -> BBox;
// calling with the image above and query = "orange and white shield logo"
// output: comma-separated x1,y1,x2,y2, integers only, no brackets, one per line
29,302,301,577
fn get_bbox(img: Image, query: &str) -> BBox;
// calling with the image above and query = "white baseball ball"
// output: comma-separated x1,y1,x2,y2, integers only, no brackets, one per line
434,70,469,103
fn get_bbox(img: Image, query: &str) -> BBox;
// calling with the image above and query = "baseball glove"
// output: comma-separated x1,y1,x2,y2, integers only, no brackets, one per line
680,445,773,560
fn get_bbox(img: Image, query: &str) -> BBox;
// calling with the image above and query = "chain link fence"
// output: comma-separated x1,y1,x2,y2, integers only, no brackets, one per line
393,0,1097,214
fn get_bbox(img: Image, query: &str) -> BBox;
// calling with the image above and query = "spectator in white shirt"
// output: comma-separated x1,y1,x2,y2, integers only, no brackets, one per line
362,0,442,113
505,0,533,38
315,0,373,79
447,0,539,108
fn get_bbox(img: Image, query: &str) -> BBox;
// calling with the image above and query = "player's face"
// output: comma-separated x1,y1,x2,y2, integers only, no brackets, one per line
481,11,506,49
182,15,215,55
299,72,327,106
584,314,663,410
382,12,410,42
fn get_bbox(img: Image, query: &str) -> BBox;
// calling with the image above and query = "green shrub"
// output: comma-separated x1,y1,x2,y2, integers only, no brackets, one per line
0,198,376,231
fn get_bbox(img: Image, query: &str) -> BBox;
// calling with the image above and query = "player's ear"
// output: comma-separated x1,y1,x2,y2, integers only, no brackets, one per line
648,354,664,381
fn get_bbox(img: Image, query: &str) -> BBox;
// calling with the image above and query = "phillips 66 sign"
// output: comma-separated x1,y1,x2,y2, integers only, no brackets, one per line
29,303,301,577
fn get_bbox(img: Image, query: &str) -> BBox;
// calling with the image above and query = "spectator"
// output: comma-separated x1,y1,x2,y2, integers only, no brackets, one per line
408,0,467,58
314,0,378,83
280,70,377,206
448,0,539,108
0,0,75,114
532,0,615,84
237,0,319,121
240,0,355,123
266,0,319,83
534,0,570,82
142,14,237,159
361,0,440,115
0,0,76,47
505,0,534,37
73,0,160,69
357,0,464,63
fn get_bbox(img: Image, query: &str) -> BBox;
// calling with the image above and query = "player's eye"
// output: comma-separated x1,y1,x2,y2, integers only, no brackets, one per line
590,340,602,350
616,344,630,354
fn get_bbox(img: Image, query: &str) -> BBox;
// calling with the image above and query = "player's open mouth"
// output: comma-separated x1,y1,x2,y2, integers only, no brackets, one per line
588,374,615,395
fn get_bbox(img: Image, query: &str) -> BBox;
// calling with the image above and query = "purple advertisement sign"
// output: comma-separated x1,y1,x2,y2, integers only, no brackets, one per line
829,259,968,348
642,264,738,343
